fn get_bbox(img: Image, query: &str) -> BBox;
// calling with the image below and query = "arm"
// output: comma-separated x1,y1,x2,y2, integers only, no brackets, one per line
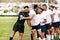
40,19,47,23
21,14,34,20
27,20,32,31
50,14,54,26
58,13,60,17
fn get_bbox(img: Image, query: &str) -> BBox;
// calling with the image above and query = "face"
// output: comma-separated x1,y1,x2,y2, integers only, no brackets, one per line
24,8,29,12
37,9,42,14
42,6,47,10
50,7,54,10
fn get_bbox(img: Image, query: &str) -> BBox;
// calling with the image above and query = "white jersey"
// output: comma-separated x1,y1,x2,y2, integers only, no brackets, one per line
52,9,60,22
29,10,47,26
40,11,47,26
29,10,36,26
43,10,53,24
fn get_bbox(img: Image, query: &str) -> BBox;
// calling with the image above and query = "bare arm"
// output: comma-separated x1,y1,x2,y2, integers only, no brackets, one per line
58,13,60,17
21,14,34,20
50,14,54,26
26,20,32,31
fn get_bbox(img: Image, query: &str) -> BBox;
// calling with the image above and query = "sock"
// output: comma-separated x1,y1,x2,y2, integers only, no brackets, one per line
51,35,54,40
9,37,13,40
59,35,60,39
46,35,51,40
38,37,42,40
54,33,57,37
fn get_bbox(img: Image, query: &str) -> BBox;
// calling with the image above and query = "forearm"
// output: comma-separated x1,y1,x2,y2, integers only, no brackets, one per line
23,17,32,20
51,14,54,22
27,20,31,27
58,13,60,17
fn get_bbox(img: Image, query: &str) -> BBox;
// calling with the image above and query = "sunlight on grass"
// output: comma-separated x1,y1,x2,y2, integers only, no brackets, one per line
0,17,31,40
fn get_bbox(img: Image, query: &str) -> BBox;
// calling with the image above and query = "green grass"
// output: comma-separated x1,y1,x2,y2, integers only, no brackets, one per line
0,17,59,40
0,17,31,40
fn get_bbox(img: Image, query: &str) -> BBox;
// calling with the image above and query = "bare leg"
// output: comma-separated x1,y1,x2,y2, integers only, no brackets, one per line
51,27,55,40
31,30,36,40
9,31,16,40
38,30,43,39
19,33,23,40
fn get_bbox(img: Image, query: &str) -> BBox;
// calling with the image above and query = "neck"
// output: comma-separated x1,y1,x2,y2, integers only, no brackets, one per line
39,12,42,14
44,9,47,11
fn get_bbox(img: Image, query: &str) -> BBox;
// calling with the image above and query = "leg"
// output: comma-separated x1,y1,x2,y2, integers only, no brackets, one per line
56,27,60,40
42,32,45,40
31,30,36,40
38,30,43,39
19,33,23,40
37,31,39,38
9,31,16,40
46,24,51,40
51,27,55,40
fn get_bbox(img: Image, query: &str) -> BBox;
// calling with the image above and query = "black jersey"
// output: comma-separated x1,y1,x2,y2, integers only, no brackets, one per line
16,11,29,25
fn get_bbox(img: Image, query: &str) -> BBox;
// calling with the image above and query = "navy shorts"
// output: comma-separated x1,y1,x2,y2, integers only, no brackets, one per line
32,24,41,30
13,23,24,33
57,21,60,27
45,24,51,30
52,22,59,28
40,25,46,32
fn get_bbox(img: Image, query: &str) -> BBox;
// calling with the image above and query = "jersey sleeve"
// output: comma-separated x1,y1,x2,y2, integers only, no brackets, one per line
29,10,36,15
25,13,29,17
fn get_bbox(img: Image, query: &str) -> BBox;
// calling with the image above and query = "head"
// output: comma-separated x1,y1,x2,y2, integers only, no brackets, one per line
42,4,47,10
37,7,43,14
50,5,55,11
33,4,38,10
24,6,29,13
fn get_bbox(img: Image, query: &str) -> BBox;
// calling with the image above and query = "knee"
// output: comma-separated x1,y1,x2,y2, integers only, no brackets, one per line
19,33,23,36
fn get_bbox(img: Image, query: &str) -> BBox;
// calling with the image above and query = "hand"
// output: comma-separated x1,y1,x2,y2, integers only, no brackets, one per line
29,26,32,32
41,19,46,23
50,22,52,26
20,16,24,20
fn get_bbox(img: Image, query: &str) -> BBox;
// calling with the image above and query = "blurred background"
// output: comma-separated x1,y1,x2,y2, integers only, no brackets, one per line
0,0,60,16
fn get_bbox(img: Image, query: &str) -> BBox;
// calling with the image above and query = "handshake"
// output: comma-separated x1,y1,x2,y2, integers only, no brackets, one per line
20,15,25,20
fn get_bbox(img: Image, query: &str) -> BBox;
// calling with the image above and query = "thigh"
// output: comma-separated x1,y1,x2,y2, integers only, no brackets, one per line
13,23,19,32
45,24,51,30
52,22,58,28
41,25,46,33
57,22,60,27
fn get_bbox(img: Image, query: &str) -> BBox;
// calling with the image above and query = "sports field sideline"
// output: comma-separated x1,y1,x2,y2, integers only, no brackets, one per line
0,17,59,40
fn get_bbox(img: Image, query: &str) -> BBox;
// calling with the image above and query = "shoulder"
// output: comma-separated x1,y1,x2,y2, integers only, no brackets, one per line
29,9,36,15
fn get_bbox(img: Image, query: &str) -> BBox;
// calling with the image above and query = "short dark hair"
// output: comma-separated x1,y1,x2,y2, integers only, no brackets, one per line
50,5,55,8
37,7,43,11
42,4,47,7
34,4,38,9
24,6,29,9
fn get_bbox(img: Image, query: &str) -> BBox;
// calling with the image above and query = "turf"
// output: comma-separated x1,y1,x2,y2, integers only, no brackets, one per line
0,17,59,40
0,17,31,40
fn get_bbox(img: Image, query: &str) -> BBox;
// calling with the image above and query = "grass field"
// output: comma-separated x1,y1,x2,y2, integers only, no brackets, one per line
0,17,31,40
0,17,59,40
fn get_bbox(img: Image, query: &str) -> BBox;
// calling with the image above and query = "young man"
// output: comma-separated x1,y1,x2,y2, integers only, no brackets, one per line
9,6,29,40
26,4,38,40
42,4,54,40
22,5,37,40
37,7,47,40
50,5,60,40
